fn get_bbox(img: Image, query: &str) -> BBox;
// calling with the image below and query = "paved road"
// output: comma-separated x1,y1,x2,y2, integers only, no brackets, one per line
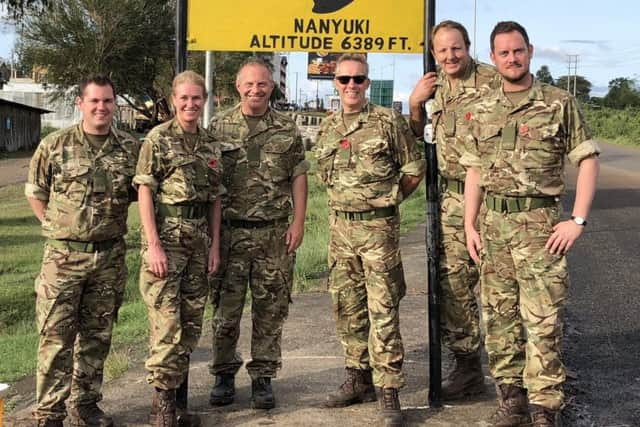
562,142,640,426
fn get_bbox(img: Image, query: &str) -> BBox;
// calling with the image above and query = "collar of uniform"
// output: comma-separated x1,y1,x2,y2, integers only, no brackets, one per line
336,103,370,135
168,116,206,137
495,76,544,109
230,103,275,134
75,121,118,154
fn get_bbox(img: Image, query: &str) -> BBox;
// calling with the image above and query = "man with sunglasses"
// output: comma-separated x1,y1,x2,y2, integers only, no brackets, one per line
408,20,499,401
316,53,425,427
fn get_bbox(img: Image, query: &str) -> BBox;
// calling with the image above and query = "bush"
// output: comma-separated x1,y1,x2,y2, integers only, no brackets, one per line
582,105,640,146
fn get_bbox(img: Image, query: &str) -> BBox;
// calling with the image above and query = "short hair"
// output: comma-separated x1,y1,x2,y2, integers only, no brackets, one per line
490,21,530,52
78,74,115,98
431,20,471,50
236,57,274,84
172,70,207,99
335,53,369,76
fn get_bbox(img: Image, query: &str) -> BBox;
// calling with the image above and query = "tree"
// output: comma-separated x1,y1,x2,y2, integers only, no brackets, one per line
555,75,592,102
603,77,640,109
0,0,48,18
16,0,175,123
535,65,554,85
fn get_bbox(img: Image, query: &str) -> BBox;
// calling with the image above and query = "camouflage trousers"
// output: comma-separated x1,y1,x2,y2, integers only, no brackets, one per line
439,189,481,355
328,214,406,389
34,239,127,420
480,205,567,410
210,221,294,379
140,216,210,390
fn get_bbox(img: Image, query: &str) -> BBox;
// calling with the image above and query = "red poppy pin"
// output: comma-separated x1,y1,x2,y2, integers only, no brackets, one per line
208,158,218,169
340,138,350,149
465,112,472,121
519,124,529,135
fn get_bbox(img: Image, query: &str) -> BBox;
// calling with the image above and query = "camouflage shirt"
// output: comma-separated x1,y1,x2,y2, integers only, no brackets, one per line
315,103,426,212
25,123,140,241
460,80,601,197
133,118,223,204
431,60,498,181
209,104,309,221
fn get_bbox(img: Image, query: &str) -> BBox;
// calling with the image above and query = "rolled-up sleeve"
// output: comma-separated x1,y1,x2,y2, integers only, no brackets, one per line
133,138,159,192
25,141,51,201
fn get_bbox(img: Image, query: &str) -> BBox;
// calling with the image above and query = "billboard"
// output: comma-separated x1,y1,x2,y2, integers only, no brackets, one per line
188,0,424,53
307,52,368,80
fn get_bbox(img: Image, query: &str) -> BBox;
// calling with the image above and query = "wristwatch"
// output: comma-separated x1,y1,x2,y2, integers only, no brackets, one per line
571,216,587,226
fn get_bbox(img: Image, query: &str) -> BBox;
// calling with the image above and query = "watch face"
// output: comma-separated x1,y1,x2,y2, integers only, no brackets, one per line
573,216,585,225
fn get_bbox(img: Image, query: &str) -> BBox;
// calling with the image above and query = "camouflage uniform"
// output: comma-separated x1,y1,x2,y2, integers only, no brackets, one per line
25,123,140,420
315,104,425,388
134,118,223,390
430,60,498,354
460,81,600,409
209,105,308,379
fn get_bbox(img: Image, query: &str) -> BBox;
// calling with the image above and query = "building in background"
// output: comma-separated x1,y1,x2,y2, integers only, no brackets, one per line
369,80,394,108
0,98,50,152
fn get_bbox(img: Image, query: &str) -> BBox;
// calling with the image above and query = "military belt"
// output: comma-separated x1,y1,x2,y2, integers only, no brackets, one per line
157,203,209,219
438,175,465,194
333,206,397,221
47,238,119,253
226,217,289,229
485,194,557,213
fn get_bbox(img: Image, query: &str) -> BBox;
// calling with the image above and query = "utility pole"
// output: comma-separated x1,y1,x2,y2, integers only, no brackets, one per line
567,54,579,96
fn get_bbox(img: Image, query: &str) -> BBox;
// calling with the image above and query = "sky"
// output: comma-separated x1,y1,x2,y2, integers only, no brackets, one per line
2,0,639,110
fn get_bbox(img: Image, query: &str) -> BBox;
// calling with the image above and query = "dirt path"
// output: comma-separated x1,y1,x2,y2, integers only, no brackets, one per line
0,152,32,188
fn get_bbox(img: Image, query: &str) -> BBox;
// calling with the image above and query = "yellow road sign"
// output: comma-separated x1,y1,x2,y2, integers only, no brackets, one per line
188,0,424,53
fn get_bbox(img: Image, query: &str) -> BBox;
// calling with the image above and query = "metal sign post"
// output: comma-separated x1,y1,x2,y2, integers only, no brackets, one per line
423,0,442,408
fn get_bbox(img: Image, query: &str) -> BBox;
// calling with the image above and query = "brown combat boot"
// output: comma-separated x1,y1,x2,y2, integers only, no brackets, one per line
379,387,403,427
441,350,485,400
68,402,114,427
153,388,178,427
488,384,530,426
324,367,377,408
531,405,561,427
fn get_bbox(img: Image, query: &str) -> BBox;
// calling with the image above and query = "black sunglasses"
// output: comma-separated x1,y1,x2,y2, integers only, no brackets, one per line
335,75,368,85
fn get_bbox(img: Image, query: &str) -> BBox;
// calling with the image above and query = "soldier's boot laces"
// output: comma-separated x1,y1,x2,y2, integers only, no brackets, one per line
251,377,276,410
154,388,178,427
379,387,404,427
489,384,531,427
68,402,114,427
531,405,561,427
441,350,486,400
209,373,236,406
324,367,377,408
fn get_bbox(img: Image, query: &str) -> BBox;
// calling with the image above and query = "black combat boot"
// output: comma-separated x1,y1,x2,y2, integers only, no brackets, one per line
489,384,530,427
324,367,377,408
35,419,64,427
209,373,236,406
251,377,276,409
531,405,561,427
441,350,485,400
68,402,114,427
154,388,177,427
379,387,403,427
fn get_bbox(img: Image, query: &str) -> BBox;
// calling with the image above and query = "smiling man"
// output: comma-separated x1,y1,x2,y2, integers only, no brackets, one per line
25,75,140,427
408,20,499,401
208,58,309,411
461,21,600,426
315,53,425,427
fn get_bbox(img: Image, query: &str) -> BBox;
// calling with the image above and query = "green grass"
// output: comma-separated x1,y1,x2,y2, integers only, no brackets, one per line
0,153,427,386
583,105,640,147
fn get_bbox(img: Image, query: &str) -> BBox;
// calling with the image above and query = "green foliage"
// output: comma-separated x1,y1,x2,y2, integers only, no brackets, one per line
535,65,554,85
602,77,640,109
555,75,592,102
40,124,58,138
16,0,175,122
583,104,640,147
